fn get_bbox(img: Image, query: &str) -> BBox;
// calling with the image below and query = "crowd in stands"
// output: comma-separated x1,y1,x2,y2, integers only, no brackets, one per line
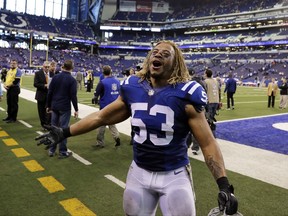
0,46,287,86
0,0,286,85
0,9,94,38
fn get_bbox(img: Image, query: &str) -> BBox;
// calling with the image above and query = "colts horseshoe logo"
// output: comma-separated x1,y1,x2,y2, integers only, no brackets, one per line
273,123,288,132
1,13,27,28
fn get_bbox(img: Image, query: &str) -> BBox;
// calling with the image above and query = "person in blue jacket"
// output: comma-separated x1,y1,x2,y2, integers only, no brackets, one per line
93,65,121,147
46,59,78,159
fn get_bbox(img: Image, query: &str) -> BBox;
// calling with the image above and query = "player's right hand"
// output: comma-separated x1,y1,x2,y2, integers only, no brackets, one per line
35,125,65,148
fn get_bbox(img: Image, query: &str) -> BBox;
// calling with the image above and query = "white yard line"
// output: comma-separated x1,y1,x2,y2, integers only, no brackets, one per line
104,175,126,189
18,120,33,128
67,150,92,165
217,112,288,123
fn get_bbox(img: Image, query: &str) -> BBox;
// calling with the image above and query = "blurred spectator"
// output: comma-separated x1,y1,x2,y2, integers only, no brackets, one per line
3,60,22,123
86,70,93,92
75,71,83,90
279,78,288,109
224,73,237,110
267,78,278,108
93,65,121,148
34,61,50,129
46,59,78,158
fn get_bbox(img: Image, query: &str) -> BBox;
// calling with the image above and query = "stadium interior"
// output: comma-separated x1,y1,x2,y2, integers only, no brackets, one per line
0,0,287,84
0,1,288,216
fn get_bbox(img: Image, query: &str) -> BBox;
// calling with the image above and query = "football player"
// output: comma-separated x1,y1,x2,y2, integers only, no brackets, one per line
36,40,238,215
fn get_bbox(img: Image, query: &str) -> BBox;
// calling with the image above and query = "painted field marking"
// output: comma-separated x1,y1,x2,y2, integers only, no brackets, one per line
22,160,45,172
0,130,9,137
37,176,65,193
0,107,5,111
36,131,45,135
3,138,18,146
59,198,96,216
68,149,92,165
18,120,33,128
272,122,288,132
11,148,30,157
104,175,126,189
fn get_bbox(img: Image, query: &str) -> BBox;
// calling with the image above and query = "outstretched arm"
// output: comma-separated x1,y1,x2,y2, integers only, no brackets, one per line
70,96,130,136
36,96,130,146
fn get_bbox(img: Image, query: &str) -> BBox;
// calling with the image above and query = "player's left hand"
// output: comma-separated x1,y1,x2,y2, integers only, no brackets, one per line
218,184,238,215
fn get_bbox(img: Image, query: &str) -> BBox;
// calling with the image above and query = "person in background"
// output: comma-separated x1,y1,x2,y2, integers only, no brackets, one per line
267,77,278,108
186,68,207,155
129,67,135,76
49,61,60,78
86,70,93,92
3,60,22,123
224,72,237,110
204,69,220,126
34,61,50,129
0,78,3,101
279,78,288,109
75,71,83,90
46,59,78,159
1,67,7,83
93,65,121,148
36,40,238,215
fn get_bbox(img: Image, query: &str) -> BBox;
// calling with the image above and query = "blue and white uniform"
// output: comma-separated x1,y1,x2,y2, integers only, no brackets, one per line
121,75,207,171
121,76,207,216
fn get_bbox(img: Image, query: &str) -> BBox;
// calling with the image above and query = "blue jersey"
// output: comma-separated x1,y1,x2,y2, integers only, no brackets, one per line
95,76,120,109
121,76,207,171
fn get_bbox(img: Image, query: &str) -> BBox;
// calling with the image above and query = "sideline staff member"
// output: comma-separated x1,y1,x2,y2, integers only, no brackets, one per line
3,60,22,123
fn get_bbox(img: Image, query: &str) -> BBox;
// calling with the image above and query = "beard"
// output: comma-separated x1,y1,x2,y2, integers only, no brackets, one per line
149,70,162,79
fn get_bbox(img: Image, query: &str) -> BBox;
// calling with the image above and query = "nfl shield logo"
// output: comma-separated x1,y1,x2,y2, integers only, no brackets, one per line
112,83,117,91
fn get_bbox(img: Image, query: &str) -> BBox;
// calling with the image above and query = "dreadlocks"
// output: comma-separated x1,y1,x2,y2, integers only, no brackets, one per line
137,40,190,85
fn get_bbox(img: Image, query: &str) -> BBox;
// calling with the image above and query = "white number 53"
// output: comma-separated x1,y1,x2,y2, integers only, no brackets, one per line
131,103,174,146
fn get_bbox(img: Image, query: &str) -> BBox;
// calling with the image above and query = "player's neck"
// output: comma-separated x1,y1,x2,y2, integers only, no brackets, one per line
151,78,168,88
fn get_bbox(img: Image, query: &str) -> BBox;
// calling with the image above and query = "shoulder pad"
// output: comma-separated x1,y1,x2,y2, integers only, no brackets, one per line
179,81,208,105
121,75,140,86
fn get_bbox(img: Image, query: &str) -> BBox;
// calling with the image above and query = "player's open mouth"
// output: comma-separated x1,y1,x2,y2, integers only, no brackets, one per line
152,60,162,69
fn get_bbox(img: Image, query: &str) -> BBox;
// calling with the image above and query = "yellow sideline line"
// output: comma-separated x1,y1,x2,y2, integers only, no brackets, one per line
3,138,18,146
59,198,96,216
11,148,30,157
37,176,65,193
22,160,45,172
2,126,96,216
0,130,9,137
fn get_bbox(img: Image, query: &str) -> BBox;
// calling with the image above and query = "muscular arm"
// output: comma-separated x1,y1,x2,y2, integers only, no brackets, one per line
70,96,130,136
186,104,226,180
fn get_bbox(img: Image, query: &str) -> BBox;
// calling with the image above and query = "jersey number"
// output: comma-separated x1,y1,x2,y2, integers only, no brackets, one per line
131,103,174,146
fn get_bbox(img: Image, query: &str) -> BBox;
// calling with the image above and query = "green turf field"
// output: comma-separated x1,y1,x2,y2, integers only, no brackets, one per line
0,75,287,216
